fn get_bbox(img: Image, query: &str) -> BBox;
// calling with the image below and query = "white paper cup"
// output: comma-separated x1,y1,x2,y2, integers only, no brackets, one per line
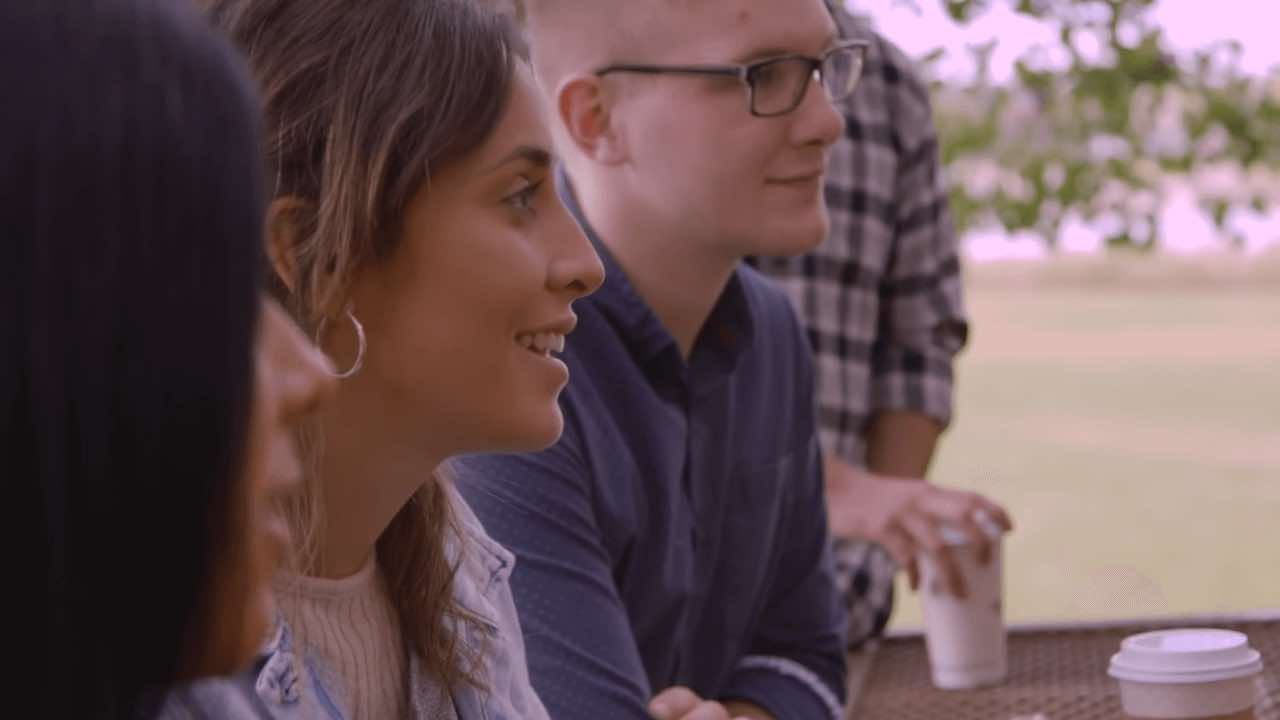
918,526,1007,689
1108,628,1263,719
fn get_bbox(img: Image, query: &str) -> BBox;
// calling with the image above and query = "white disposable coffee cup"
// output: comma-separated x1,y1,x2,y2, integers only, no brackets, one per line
918,519,1007,690
1109,628,1263,719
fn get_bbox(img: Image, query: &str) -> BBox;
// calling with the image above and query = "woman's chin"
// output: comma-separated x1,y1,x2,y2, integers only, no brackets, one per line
499,405,565,453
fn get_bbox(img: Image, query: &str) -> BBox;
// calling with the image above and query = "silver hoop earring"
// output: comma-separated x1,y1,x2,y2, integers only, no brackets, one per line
315,307,366,379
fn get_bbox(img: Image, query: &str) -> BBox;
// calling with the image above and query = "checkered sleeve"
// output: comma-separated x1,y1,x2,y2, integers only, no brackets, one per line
869,38,968,427
820,17,969,650
755,14,971,649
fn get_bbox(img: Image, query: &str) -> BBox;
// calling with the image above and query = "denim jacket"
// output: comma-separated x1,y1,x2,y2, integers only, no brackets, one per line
157,484,550,720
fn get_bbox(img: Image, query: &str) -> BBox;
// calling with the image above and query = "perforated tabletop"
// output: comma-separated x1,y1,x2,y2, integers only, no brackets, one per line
846,614,1280,720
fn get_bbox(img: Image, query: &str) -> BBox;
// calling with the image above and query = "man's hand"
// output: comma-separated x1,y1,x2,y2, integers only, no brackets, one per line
825,454,1013,597
722,699,775,719
649,687,759,720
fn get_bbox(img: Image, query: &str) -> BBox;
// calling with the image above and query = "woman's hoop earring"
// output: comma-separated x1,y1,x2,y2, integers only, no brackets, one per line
315,307,366,379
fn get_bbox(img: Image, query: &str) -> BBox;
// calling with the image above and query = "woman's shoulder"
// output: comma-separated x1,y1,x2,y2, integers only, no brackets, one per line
438,481,553,720
444,481,516,602
152,620,343,720
152,675,270,720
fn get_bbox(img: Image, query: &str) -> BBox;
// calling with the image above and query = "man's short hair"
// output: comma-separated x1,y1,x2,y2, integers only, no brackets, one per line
519,0,687,86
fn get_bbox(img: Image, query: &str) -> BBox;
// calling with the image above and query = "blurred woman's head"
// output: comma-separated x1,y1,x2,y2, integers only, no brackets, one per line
206,0,602,692
2,0,331,714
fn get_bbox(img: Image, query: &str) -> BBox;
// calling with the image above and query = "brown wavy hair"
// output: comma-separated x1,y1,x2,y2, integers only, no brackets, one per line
202,0,519,694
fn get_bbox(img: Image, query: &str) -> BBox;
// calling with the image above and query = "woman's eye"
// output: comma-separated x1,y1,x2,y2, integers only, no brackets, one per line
505,179,542,213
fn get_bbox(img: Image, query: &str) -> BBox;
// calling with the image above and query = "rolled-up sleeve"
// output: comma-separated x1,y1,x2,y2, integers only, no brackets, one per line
870,44,968,427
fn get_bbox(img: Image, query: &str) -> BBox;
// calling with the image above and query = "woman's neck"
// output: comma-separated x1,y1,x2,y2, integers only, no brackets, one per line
308,385,446,579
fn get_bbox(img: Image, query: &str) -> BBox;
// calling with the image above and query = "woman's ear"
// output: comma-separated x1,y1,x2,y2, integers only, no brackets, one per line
265,196,312,294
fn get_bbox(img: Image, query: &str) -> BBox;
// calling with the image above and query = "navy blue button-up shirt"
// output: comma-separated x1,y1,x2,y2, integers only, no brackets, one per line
455,181,847,720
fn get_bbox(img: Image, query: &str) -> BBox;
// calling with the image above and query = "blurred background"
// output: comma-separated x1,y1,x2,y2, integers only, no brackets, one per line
838,0,1279,629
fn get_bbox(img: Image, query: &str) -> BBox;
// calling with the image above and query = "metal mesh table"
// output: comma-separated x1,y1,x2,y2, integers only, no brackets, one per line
847,615,1280,720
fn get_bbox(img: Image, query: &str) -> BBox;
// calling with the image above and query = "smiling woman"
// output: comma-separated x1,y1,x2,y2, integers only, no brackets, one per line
195,0,604,717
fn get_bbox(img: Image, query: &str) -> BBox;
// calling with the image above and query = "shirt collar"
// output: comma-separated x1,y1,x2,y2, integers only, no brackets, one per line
253,613,303,707
557,168,755,381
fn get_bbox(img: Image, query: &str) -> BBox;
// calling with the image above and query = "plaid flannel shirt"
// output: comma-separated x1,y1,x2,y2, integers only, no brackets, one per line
751,8,969,647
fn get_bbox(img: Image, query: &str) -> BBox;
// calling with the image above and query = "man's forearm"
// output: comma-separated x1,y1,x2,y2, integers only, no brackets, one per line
863,409,942,479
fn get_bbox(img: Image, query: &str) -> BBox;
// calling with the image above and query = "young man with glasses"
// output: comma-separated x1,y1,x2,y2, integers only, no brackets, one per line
455,1,865,718
751,2,1013,649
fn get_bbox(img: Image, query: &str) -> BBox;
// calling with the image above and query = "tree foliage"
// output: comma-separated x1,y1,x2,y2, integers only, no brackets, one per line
885,0,1280,250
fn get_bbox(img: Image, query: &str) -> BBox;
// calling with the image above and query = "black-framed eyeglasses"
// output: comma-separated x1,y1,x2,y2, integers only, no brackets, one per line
593,40,869,118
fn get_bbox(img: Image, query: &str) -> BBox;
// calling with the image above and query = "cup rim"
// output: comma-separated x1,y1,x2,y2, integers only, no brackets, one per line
1108,628,1263,684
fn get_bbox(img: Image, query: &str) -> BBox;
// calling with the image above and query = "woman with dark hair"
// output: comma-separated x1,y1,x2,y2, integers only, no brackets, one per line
193,0,605,717
2,0,333,717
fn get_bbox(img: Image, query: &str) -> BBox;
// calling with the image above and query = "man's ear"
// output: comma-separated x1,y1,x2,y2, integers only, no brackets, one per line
556,74,628,166
264,196,312,294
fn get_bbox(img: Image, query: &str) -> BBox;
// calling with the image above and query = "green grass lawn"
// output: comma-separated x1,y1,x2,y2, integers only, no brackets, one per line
887,256,1280,629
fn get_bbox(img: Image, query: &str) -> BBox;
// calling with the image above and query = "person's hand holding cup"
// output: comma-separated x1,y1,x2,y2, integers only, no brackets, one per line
824,468,1013,597
918,508,1011,690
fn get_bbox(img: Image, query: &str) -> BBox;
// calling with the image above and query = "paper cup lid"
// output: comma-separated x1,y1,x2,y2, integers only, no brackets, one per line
1108,628,1263,684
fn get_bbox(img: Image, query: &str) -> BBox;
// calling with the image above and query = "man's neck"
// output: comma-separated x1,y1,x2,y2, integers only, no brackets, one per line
578,182,738,358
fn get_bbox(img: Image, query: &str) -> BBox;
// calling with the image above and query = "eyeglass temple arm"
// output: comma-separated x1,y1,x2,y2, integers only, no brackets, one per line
595,64,746,80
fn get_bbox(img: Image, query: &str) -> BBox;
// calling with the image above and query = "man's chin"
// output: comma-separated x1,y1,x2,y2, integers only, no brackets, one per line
746,218,829,259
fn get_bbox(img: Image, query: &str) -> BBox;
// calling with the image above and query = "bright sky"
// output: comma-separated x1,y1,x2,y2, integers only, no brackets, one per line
848,0,1280,83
